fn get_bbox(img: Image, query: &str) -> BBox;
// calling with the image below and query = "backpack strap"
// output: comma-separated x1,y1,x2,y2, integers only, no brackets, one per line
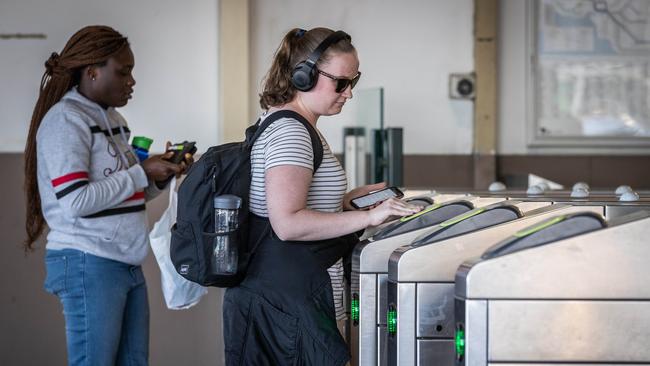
249,110,324,173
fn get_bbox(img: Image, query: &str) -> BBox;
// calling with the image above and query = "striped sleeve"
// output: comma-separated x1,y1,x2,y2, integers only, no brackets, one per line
51,171,89,199
263,120,314,171
249,116,347,217
37,110,148,218
39,111,94,201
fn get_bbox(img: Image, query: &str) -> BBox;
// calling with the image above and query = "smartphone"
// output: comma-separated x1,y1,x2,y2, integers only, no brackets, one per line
158,141,197,187
350,187,404,209
165,141,197,164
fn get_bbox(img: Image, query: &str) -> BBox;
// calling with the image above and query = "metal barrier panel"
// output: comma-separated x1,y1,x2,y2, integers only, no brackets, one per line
388,204,604,366
456,212,650,365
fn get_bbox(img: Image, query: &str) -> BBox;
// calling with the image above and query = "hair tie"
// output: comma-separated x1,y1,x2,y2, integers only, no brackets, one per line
295,29,306,38
45,52,67,76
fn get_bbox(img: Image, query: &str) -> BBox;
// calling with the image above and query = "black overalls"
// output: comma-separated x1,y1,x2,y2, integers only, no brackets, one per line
223,215,358,366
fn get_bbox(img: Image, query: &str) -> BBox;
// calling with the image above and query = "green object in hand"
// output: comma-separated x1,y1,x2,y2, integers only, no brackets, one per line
132,136,153,151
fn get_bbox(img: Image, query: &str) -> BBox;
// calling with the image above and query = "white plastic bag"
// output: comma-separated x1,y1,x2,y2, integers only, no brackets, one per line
150,177,208,309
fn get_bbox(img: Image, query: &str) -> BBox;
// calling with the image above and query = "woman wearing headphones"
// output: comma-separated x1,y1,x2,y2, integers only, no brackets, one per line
222,27,421,365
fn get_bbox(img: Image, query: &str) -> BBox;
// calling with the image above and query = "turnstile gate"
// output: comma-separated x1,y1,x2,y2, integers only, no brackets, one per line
358,193,464,241
385,204,602,365
350,196,506,366
455,210,650,365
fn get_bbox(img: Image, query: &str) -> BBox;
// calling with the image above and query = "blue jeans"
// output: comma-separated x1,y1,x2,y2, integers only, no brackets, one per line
44,249,149,366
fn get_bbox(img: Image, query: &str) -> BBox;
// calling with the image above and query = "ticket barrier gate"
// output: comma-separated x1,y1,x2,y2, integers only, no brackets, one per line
451,190,650,220
350,196,505,366
485,189,650,219
359,193,470,241
538,198,650,220
384,203,603,365
384,195,650,366
455,210,650,366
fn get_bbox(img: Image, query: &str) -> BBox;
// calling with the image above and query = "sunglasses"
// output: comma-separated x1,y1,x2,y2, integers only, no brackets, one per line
318,70,361,93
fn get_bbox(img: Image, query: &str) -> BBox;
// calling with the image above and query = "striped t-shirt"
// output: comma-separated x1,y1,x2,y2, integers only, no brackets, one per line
249,113,349,320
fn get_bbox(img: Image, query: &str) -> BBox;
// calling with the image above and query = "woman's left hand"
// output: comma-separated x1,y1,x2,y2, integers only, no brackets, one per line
343,182,388,211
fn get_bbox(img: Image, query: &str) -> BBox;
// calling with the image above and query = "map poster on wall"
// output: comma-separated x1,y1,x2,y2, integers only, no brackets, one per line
533,0,650,143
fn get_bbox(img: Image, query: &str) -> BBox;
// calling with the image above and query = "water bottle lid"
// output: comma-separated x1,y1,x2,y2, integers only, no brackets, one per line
214,195,242,209
132,136,153,151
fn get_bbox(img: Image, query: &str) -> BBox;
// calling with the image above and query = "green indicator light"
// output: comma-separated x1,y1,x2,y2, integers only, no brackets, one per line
351,294,360,324
514,215,566,238
455,328,465,359
400,203,441,222
387,305,397,335
440,207,486,227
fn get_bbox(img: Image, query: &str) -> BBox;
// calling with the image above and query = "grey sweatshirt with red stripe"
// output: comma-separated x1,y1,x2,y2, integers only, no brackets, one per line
36,88,163,265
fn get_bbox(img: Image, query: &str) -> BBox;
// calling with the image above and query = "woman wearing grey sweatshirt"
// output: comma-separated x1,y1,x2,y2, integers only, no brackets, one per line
24,26,188,366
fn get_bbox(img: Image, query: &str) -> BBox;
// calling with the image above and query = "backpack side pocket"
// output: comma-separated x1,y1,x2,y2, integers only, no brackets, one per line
170,219,204,284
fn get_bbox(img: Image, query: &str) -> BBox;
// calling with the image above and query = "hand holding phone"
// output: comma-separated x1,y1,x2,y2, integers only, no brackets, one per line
350,186,404,209
156,141,197,188
165,141,197,164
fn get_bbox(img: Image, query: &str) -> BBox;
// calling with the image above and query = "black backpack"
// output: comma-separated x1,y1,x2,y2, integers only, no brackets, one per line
170,110,324,287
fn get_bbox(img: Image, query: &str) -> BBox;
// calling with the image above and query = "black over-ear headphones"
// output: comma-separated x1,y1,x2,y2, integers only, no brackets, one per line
291,30,351,92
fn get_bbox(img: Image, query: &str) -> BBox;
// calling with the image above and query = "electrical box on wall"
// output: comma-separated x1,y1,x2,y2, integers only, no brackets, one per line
449,73,475,100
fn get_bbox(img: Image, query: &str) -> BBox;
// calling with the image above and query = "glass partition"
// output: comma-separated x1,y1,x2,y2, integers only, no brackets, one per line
344,87,384,188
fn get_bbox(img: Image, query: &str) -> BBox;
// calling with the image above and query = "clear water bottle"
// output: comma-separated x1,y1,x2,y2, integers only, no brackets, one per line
212,194,242,275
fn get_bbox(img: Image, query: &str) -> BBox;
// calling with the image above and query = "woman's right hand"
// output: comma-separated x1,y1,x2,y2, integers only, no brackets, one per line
367,198,423,227
141,152,182,182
